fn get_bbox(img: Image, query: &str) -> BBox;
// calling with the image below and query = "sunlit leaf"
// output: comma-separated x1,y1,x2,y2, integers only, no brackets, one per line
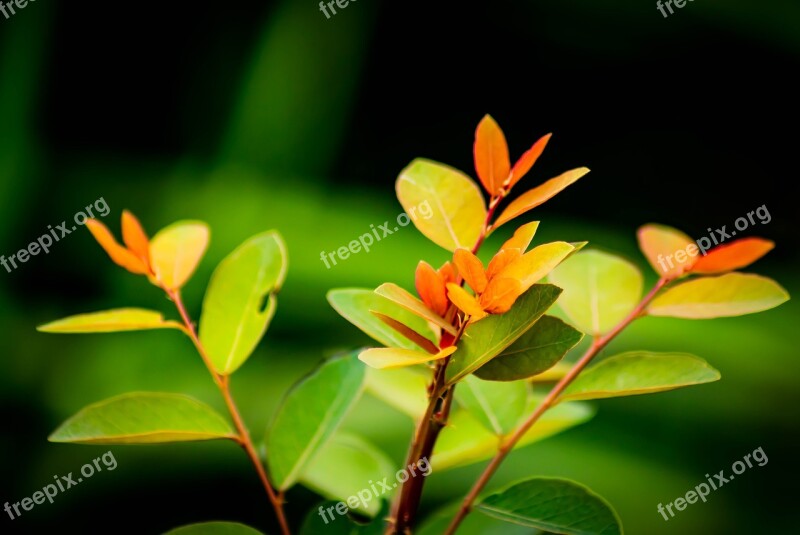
149,221,209,290
121,210,150,266
475,316,583,381
364,366,429,420
486,248,523,281
371,311,438,354
165,522,264,535
454,248,488,293
49,392,235,444
199,231,287,375
476,477,622,535
499,221,540,253
493,168,589,230
446,283,487,321
358,346,456,369
480,277,522,314
637,223,695,279
474,114,511,196
647,273,789,318
559,351,720,403
300,432,394,517
498,242,575,293
432,401,593,470
396,158,487,251
415,261,449,316
85,218,149,275
548,250,643,336
266,353,365,490
37,308,183,333
508,133,552,189
691,237,774,274
455,376,527,435
446,285,562,384
327,288,439,350
375,283,457,335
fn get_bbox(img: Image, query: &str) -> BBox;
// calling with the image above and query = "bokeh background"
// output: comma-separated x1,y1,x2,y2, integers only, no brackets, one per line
1,1,798,533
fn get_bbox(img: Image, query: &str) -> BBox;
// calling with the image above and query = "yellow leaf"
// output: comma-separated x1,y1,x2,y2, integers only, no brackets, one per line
85,219,149,275
648,273,789,318
397,158,487,251
37,308,183,333
149,221,210,290
500,221,540,252
446,283,487,321
637,223,696,279
453,248,488,293
493,168,590,230
358,346,456,369
375,283,457,335
498,242,575,292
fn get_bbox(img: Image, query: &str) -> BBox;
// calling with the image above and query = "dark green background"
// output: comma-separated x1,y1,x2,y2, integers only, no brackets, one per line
1,1,797,533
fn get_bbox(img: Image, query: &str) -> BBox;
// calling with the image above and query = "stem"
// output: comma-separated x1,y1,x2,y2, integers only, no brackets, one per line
389,194,501,533
444,277,669,535
167,289,291,535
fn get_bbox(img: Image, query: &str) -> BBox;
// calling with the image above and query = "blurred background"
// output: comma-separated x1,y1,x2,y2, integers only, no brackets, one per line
1,0,798,533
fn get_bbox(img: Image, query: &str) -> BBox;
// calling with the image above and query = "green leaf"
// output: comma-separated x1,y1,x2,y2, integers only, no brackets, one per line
266,353,365,490
476,477,622,535
559,351,720,403
327,289,439,350
446,284,562,384
164,522,265,535
647,273,789,319
455,376,527,435
364,367,429,420
418,504,538,535
49,392,235,444
300,500,389,535
547,250,643,336
433,400,593,471
474,315,583,381
199,231,288,375
396,158,487,251
300,432,395,516
149,221,210,291
37,308,183,333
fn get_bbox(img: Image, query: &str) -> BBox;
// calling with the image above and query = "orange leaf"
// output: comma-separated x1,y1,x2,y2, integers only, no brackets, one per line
371,311,440,354
121,210,151,268
446,283,487,321
500,221,540,253
493,168,590,230
486,248,523,281
453,248,488,293
473,115,510,196
438,261,457,284
508,133,552,189
415,261,449,316
480,277,522,314
85,219,149,275
691,238,774,274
